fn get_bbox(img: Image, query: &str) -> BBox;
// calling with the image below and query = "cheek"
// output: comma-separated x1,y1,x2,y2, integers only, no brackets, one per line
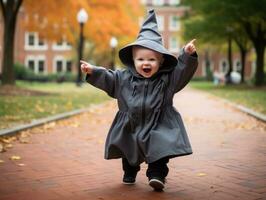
153,62,160,71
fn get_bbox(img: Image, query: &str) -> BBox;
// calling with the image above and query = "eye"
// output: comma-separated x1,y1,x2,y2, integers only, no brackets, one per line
136,58,144,61
149,58,156,61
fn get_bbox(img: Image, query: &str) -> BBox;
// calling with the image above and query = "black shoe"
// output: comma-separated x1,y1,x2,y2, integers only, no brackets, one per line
148,177,165,191
123,172,137,185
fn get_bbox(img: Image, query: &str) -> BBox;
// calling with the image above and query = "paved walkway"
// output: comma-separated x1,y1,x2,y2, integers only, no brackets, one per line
0,88,265,200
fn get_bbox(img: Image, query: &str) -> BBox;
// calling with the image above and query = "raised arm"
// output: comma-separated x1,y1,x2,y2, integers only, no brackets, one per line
171,39,198,93
80,60,119,98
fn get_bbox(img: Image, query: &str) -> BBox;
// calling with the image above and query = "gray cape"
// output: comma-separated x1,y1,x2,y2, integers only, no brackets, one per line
86,49,198,166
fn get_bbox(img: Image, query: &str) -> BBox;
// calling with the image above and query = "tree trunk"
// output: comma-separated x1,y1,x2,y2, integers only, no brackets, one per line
1,0,23,85
254,43,265,86
243,22,265,86
240,48,247,83
226,36,233,84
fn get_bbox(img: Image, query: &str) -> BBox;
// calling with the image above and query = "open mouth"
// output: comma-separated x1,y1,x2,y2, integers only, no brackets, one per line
143,68,152,73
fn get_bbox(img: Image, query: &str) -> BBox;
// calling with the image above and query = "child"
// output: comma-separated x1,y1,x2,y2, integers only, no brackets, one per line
80,9,198,191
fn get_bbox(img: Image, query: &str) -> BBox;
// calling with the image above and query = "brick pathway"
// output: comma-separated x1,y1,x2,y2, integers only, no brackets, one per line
0,88,266,200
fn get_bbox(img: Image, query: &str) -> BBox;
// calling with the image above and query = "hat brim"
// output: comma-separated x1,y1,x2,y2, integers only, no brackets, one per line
119,40,178,71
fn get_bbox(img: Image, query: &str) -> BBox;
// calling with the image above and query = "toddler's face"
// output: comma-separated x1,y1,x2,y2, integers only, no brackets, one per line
132,46,164,78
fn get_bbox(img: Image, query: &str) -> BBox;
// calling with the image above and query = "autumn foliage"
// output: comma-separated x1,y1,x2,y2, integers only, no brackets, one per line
23,0,144,54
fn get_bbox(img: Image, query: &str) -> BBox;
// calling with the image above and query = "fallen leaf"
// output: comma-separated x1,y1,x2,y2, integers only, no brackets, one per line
0,138,11,144
0,143,4,152
5,144,13,148
0,160,4,164
98,139,104,144
70,122,80,128
43,122,56,130
10,156,21,160
17,163,26,167
19,138,30,144
197,173,207,177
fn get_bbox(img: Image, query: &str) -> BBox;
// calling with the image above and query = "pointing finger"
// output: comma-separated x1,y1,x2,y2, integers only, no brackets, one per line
190,39,196,44
80,60,89,65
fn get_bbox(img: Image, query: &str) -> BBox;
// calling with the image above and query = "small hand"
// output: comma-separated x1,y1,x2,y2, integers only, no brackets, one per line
80,60,93,74
184,39,196,55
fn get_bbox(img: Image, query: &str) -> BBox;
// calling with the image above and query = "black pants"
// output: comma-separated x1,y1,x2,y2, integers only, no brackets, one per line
122,157,169,179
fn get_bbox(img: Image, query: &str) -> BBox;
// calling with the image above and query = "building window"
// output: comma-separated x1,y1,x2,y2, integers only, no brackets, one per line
234,60,242,72
169,15,180,31
52,38,72,51
152,0,164,6
25,32,48,50
53,56,73,73
28,60,35,71
38,60,44,73
156,15,164,31
66,61,72,72
220,59,228,73
169,36,180,51
56,60,63,73
38,37,44,46
26,56,46,74
28,33,35,46
169,0,180,6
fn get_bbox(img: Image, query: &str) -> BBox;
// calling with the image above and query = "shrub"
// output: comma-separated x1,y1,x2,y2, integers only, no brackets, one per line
14,63,76,83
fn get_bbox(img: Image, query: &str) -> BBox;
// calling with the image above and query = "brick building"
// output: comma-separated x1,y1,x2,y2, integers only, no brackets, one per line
0,8,75,75
0,1,255,79
141,0,255,79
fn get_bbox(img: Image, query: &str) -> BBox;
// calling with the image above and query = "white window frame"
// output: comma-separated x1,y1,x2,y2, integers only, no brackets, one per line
219,59,229,73
25,55,47,74
169,36,180,52
233,59,242,72
169,15,181,31
152,0,164,6
169,0,180,6
52,38,72,51
201,60,213,76
53,56,72,73
24,32,48,51
156,15,164,31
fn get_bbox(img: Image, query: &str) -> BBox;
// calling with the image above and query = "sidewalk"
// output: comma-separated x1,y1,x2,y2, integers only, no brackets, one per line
0,88,265,200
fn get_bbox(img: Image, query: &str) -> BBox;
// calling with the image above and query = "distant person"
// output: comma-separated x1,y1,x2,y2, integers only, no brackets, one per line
80,10,198,191
213,70,225,85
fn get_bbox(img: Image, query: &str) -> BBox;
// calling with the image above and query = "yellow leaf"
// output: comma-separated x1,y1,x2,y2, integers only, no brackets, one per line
19,138,30,144
10,156,21,160
0,160,4,164
5,144,13,148
98,139,104,144
0,143,4,152
1,138,11,144
197,173,207,177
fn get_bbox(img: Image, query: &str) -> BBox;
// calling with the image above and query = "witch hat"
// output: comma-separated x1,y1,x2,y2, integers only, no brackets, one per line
119,9,177,70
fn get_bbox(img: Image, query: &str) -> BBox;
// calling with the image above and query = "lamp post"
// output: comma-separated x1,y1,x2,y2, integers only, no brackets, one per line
76,8,88,86
226,26,233,84
109,37,118,70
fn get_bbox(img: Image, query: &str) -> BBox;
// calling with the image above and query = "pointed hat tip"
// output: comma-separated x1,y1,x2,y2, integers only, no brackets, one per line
148,9,155,14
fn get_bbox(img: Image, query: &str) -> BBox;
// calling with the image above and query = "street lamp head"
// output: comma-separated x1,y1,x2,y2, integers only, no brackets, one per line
77,8,88,24
110,37,118,48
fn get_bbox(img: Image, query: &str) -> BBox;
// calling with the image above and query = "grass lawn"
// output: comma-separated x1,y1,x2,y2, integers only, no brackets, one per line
189,81,266,115
0,81,111,129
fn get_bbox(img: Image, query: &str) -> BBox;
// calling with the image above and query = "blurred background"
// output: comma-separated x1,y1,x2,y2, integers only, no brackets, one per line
0,0,265,129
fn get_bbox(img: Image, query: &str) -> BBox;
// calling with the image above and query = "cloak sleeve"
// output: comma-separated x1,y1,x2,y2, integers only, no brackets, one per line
171,48,198,93
85,67,119,98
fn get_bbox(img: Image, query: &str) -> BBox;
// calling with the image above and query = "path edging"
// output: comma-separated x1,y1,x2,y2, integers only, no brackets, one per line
0,103,105,137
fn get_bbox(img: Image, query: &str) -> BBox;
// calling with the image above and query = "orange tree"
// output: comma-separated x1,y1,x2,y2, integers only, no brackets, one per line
0,0,143,85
